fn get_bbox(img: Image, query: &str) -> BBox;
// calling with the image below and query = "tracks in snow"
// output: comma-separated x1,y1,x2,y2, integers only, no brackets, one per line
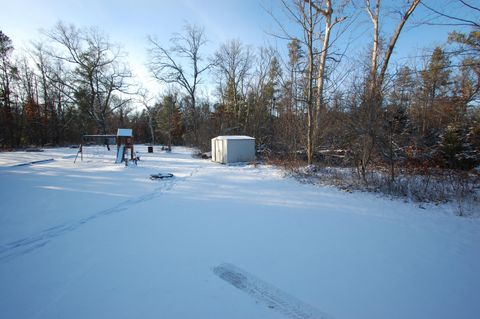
0,178,178,262
213,263,332,319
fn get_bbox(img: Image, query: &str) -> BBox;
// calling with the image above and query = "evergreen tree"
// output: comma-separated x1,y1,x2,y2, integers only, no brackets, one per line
156,93,184,150
449,28,480,105
416,47,452,144
0,31,17,147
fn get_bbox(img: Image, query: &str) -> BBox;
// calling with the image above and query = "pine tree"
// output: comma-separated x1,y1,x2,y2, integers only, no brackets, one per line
0,31,16,147
416,47,452,144
449,29,480,90
156,93,184,151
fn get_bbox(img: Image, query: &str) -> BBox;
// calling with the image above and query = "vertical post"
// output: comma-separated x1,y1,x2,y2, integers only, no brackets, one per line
74,144,83,164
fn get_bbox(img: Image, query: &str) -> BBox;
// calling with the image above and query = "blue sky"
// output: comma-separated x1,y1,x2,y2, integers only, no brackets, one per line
1,0,275,59
1,0,476,98
1,0,277,94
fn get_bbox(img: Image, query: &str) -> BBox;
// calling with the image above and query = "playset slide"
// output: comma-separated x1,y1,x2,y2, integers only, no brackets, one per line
115,144,125,164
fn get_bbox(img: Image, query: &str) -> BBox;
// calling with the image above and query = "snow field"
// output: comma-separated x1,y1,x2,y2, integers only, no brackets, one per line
0,146,479,319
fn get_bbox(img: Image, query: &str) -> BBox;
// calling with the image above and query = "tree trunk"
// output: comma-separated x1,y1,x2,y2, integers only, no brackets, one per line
306,3,315,165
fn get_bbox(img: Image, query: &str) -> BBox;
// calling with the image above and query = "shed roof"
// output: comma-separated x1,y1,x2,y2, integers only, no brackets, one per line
117,128,133,137
83,134,116,138
214,135,255,140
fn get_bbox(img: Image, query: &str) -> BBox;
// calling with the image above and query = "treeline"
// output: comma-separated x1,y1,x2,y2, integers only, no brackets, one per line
1,1,479,178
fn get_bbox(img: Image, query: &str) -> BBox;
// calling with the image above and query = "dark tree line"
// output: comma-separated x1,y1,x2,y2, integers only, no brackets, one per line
0,22,136,148
1,0,479,179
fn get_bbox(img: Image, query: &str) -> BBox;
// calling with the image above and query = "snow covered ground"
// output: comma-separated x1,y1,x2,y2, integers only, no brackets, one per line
0,146,479,319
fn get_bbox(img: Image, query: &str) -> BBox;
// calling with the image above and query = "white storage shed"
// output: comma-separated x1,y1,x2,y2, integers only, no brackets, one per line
211,135,255,164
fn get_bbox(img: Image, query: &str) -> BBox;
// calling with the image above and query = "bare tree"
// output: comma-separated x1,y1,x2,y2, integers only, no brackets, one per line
147,24,210,145
368,0,421,90
355,0,420,182
212,39,253,130
137,88,156,145
272,1,348,164
307,0,347,131
276,0,321,164
244,47,282,142
420,0,479,28
43,22,134,135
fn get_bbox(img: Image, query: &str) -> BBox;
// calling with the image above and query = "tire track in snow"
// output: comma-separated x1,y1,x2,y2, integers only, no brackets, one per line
0,178,178,262
213,263,333,319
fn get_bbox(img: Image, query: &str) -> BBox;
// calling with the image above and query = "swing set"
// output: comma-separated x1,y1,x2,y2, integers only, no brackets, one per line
74,129,136,165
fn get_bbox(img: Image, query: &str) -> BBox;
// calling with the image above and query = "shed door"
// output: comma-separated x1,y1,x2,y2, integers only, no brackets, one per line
211,139,216,162
216,139,223,163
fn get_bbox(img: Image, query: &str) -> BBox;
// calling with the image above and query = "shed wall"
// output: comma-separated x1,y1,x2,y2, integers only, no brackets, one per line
226,139,255,163
211,136,255,164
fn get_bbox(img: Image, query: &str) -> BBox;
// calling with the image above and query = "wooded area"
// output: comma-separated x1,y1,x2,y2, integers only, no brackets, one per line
1,0,479,187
